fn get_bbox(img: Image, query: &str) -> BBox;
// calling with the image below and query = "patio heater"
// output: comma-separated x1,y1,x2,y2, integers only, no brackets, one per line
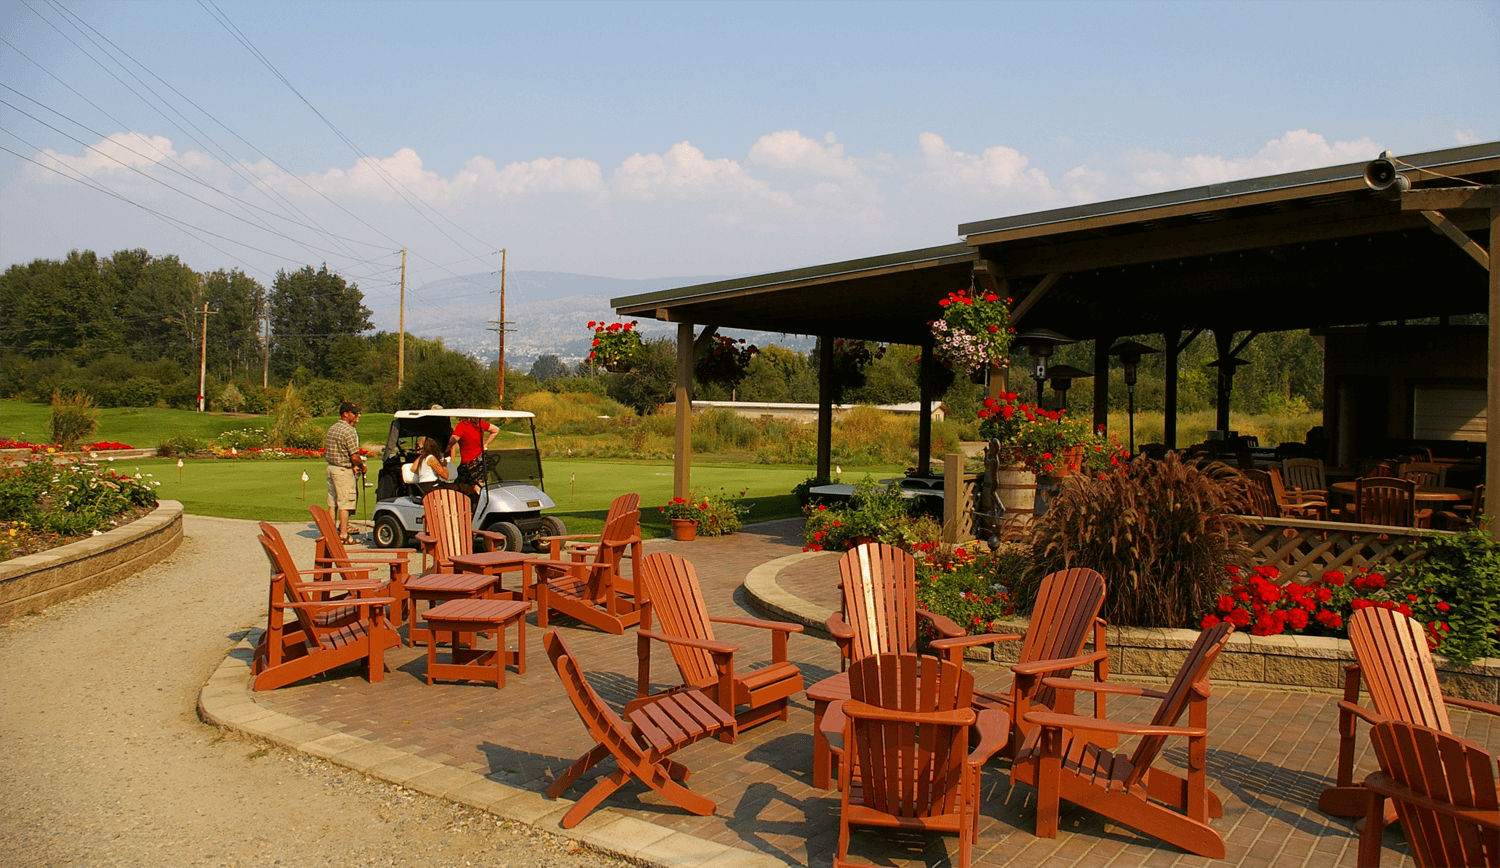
1043,364,1093,411
1107,340,1160,455
1012,329,1075,406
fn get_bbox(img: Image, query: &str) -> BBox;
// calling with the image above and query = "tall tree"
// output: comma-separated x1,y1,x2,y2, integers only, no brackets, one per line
0,250,121,360
116,252,201,366
268,265,372,378
201,268,266,380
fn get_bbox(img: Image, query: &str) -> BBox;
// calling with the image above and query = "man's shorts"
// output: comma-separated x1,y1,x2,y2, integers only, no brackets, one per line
326,465,357,511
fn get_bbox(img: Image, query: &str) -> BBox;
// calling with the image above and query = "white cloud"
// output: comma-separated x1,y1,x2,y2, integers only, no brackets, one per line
301,148,601,205
1113,129,1380,192
749,129,858,179
24,132,231,186
1456,129,1479,145
910,132,1057,209
605,141,785,205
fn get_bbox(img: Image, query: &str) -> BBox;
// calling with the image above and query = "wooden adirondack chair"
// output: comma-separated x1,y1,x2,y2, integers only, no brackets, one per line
1241,468,1282,517
543,628,735,829
633,553,804,740
422,488,505,572
1319,606,1500,824
1282,457,1330,499
835,654,1008,868
309,504,414,626
1399,462,1448,488
1012,620,1236,859
539,492,641,564
931,567,1110,758
534,507,643,634
827,543,966,669
1359,721,1500,868
252,528,399,691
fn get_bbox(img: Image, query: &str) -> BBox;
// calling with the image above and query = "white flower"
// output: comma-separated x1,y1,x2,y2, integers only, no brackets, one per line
91,530,102,536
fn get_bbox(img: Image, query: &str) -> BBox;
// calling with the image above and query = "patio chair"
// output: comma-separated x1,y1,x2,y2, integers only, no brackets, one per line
251,527,398,691
1011,620,1236,859
834,653,1008,868
931,567,1111,759
1439,483,1485,530
1399,461,1447,488
827,543,966,669
310,504,414,626
633,553,804,740
543,628,735,829
1356,477,1429,528
534,506,644,634
1282,457,1330,500
1319,606,1500,827
538,491,641,560
422,488,506,572
1359,720,1500,868
1241,468,1282,517
1267,467,1328,519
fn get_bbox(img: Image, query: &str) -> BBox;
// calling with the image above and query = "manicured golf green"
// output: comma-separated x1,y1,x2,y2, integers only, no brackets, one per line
125,455,900,537
0,399,395,451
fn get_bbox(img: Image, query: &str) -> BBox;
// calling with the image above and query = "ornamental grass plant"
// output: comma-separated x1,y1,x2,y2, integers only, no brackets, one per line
1025,453,1248,627
48,389,99,450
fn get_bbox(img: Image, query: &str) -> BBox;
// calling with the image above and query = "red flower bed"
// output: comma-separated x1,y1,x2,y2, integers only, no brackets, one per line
0,437,134,453
83,441,135,451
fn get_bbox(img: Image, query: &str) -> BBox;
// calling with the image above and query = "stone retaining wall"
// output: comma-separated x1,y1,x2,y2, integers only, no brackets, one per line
0,500,183,622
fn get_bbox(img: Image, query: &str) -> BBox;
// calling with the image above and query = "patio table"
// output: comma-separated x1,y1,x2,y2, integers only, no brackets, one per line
448,550,538,600
403,571,503,648
1329,481,1468,505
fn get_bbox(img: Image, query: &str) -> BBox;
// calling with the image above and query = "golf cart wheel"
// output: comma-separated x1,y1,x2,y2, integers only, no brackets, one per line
486,521,524,552
374,514,406,549
539,516,567,537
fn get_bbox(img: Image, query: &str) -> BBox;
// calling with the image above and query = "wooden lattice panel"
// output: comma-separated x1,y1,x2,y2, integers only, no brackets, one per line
1237,516,1455,583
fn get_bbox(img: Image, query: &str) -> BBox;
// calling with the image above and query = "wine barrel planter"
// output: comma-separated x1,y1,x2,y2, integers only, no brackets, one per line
994,465,1036,525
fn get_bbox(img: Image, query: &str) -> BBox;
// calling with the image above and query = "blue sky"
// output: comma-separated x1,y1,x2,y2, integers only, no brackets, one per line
2,0,1496,315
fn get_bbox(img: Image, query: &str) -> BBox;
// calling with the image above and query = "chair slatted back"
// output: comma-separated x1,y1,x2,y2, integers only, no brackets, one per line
637,553,719,689
838,543,920,661
1400,462,1447,488
1358,477,1417,527
1282,458,1327,494
606,492,641,527
1125,620,1235,789
846,654,974,819
544,629,641,761
308,504,372,581
1368,721,1500,867
1241,469,1280,517
1021,568,1106,710
422,488,473,570
1349,606,1451,732
257,529,325,649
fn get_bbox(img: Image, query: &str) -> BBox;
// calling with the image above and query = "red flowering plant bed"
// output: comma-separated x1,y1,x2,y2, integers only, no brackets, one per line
586,320,643,372
0,437,135,454
976,392,1127,476
914,541,1029,637
929,287,1012,375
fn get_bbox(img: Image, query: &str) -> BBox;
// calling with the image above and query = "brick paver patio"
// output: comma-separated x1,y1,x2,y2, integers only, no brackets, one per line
255,519,1497,867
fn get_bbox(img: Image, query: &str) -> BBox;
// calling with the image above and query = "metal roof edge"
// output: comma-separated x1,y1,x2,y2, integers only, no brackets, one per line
957,141,1500,239
611,242,975,309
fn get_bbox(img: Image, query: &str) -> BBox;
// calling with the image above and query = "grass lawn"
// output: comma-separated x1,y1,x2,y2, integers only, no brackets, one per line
0,399,396,451
126,455,899,536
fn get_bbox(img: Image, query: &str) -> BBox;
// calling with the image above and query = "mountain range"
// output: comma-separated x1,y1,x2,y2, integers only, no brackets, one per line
365,270,815,369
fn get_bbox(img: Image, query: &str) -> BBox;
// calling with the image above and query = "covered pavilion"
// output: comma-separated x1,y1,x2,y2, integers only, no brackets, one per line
612,142,1498,520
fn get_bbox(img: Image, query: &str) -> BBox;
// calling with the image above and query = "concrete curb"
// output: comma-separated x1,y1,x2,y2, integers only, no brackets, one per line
197,633,788,868
743,551,834,639
0,499,183,622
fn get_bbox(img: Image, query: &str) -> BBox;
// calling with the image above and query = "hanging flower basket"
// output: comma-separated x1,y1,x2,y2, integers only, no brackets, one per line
586,320,642,372
828,338,885,402
930,287,1012,375
695,334,759,388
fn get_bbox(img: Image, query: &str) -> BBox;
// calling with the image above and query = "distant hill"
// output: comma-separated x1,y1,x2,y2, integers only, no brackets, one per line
366,270,814,367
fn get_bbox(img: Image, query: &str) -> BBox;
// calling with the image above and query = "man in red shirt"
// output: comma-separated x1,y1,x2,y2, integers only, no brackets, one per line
449,415,499,497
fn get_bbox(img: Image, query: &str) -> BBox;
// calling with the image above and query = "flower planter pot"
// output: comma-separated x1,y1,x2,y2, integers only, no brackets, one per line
670,518,698,541
995,465,1036,524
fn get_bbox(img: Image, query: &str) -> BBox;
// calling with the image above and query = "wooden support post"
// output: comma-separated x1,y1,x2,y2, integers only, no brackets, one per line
817,337,834,482
1488,202,1499,537
918,342,934,476
1164,328,1181,450
1093,337,1112,435
1214,329,1233,434
674,322,693,499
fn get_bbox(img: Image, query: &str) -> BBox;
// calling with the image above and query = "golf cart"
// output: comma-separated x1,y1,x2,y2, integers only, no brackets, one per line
370,408,565,552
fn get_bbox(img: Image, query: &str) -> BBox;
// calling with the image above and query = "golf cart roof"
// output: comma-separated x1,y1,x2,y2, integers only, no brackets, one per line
393,408,535,420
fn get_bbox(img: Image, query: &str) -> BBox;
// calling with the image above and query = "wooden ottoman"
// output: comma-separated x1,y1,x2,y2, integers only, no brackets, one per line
421,598,529,688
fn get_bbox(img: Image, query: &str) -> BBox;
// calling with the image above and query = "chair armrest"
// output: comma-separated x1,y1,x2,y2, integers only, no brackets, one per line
709,615,804,633
1337,700,1392,727
342,547,415,557
1445,697,1500,717
917,608,965,639
638,628,738,656
1039,677,1168,700
318,557,409,568
968,707,1010,765
1011,648,1109,677
844,699,976,727
536,533,600,543
293,567,376,578
825,613,855,641
929,632,1023,652
1363,771,1500,829
276,597,396,610
1024,710,1206,739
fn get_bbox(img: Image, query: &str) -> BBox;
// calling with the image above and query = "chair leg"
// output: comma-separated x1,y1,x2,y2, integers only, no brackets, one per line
548,743,611,799
561,768,630,829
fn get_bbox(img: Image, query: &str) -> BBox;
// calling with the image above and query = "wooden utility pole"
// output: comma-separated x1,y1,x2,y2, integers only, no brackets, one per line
397,247,407,388
262,306,269,388
197,302,215,412
489,248,508,408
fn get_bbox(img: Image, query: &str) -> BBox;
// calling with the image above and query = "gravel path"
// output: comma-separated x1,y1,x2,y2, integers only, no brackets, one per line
0,515,623,868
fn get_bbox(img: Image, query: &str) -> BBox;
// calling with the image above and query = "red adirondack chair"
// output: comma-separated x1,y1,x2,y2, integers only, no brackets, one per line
534,507,644,634
633,553,804,740
309,504,413,626
1320,606,1500,828
827,543,966,668
543,629,735,829
1359,720,1500,867
835,653,1008,868
931,567,1110,758
1012,620,1236,858
252,527,398,691
538,492,641,564
421,488,506,572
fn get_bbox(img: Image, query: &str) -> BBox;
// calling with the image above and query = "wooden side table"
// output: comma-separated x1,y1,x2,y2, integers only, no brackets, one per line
404,571,502,648
422,598,529,688
448,550,538,600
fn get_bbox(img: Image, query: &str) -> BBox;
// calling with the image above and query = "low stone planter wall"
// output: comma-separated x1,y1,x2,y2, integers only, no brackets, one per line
0,499,183,622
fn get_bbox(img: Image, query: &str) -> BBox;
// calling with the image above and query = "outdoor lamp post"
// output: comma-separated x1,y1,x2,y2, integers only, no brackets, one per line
1108,340,1160,455
1013,329,1075,405
1043,364,1093,411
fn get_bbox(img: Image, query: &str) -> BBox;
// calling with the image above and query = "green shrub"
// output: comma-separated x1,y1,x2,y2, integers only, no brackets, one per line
802,478,941,552
156,433,203,457
1398,529,1500,665
1026,454,1248,627
48,390,99,449
217,381,244,413
916,541,1030,635
0,456,157,540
